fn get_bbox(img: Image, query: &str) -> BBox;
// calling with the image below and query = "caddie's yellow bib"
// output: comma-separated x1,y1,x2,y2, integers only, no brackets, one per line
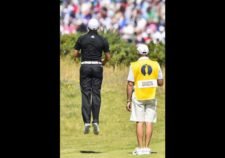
131,59,159,100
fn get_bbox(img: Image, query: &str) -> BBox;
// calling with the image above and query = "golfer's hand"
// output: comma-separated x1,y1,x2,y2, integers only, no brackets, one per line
102,59,106,66
126,102,131,112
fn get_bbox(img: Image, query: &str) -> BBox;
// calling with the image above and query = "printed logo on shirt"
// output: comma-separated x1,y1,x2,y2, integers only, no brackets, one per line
141,64,152,76
91,35,95,38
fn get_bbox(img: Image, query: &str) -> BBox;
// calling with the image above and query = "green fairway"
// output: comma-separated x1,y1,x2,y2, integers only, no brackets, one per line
60,58,165,158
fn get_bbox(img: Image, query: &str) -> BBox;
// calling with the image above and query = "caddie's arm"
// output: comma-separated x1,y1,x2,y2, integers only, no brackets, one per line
126,81,134,112
157,79,163,86
157,65,164,86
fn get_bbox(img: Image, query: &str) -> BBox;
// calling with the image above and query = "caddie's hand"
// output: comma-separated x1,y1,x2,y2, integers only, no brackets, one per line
126,102,131,112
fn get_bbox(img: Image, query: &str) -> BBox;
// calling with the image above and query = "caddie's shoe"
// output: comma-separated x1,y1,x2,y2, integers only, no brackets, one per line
132,147,144,155
83,123,90,134
142,148,151,155
92,123,100,135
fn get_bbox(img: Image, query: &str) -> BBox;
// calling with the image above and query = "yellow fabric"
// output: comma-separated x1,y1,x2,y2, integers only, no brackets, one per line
131,59,159,100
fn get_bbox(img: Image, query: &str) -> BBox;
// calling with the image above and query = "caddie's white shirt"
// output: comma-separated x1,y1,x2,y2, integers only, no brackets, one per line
127,56,163,82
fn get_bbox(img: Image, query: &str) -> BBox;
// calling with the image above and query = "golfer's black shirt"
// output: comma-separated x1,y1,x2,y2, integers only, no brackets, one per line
74,31,110,62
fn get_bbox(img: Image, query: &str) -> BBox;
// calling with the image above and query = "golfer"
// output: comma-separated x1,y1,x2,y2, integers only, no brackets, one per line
74,18,110,135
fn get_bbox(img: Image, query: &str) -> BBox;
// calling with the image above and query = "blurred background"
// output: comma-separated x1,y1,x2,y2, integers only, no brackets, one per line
60,0,165,44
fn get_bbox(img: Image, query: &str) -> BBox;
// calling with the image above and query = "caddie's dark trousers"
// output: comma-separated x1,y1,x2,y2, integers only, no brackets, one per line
80,64,103,124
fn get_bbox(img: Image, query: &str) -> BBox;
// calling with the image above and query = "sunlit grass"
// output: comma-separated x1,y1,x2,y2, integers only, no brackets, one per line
60,56,165,158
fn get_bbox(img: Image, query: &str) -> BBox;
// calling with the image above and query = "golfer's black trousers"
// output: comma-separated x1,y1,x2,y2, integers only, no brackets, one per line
80,64,103,124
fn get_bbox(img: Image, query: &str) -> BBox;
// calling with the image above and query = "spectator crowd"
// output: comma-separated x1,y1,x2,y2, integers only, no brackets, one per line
60,0,165,44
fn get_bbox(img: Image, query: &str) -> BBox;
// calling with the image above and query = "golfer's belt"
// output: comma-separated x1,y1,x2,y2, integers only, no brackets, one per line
81,61,102,64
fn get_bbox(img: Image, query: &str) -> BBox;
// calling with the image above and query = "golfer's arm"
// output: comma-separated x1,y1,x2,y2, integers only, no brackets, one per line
74,49,80,58
127,81,134,101
102,52,110,65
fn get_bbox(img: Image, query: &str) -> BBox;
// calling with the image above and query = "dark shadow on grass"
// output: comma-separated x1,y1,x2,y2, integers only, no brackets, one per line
151,151,157,154
80,150,102,154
